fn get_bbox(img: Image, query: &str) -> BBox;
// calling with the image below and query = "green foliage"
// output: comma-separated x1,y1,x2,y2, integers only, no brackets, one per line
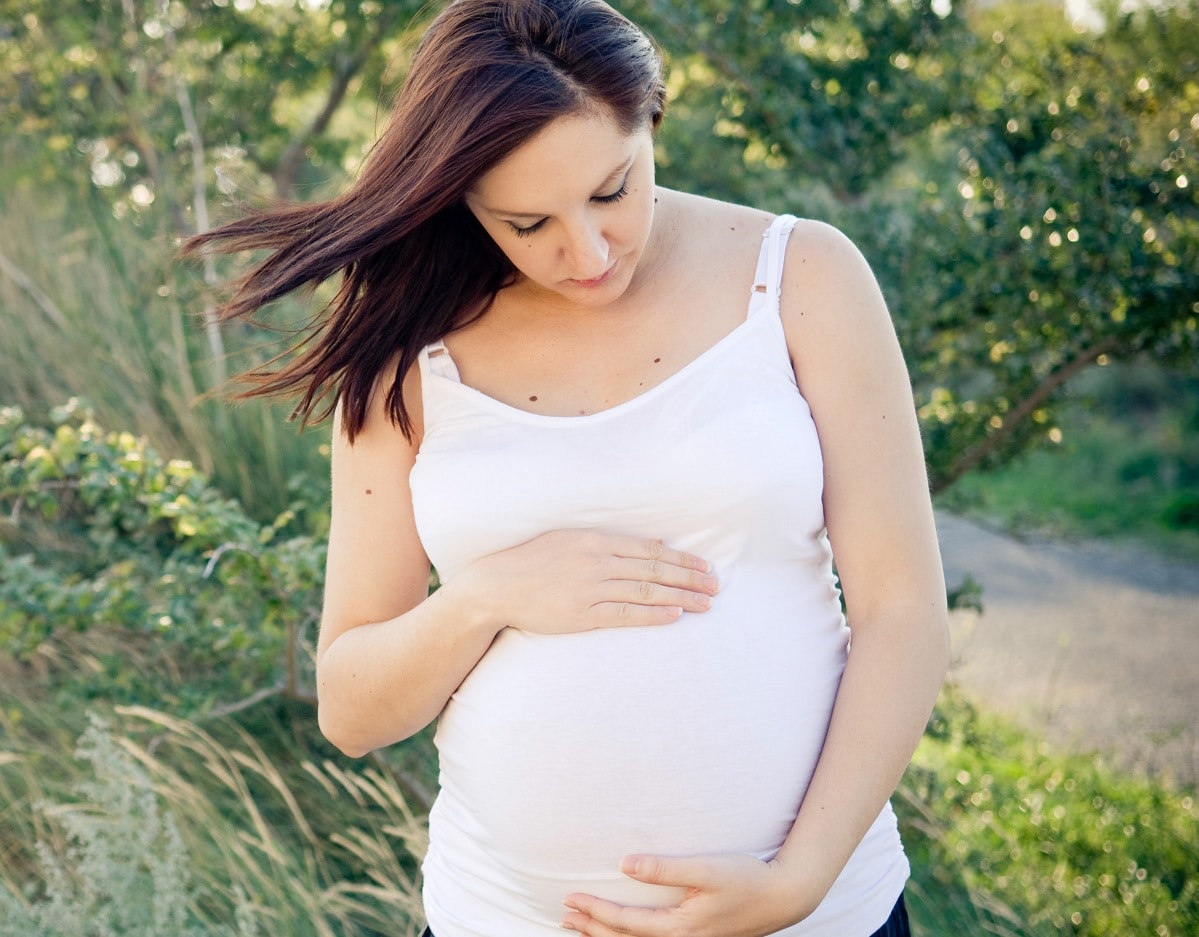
0,400,326,711
882,1,1199,489
0,0,431,207
0,179,332,521
624,0,1199,492
900,688,1199,935
4,686,1195,937
4,0,1197,508
632,0,971,205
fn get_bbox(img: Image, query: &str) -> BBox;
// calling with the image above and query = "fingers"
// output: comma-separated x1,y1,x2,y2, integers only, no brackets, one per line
621,854,715,887
590,602,686,628
606,556,721,596
499,530,719,633
562,895,663,937
612,535,710,574
597,579,714,615
560,856,710,936
585,534,720,626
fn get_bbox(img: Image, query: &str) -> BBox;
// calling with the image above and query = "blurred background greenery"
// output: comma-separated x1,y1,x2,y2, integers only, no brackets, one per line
1,0,1196,933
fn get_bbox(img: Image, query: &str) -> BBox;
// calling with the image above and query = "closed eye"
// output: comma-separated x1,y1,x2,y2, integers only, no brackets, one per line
593,180,628,205
507,176,630,238
509,218,547,238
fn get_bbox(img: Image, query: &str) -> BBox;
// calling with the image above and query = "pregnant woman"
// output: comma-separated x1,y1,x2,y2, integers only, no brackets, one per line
186,1,950,934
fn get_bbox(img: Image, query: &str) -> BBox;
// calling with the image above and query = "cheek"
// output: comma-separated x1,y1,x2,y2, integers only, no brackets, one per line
507,241,554,278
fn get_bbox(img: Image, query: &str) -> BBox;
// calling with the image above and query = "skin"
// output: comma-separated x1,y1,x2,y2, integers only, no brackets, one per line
316,105,950,937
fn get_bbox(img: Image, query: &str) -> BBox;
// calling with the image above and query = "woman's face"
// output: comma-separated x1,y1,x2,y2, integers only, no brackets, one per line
464,107,657,309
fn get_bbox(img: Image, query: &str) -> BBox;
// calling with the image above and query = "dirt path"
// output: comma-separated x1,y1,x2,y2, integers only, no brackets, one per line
935,512,1199,786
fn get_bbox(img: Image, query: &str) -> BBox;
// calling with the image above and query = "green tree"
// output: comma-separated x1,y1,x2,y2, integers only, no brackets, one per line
628,0,1198,490
2,0,1196,500
632,0,972,207
878,1,1199,489
1,0,428,210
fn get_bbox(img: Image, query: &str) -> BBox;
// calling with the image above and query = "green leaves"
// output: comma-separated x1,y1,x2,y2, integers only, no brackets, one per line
0,401,325,711
904,689,1199,934
0,0,429,217
3,0,1197,502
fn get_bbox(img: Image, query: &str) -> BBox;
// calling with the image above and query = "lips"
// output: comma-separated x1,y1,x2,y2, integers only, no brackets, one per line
569,261,617,288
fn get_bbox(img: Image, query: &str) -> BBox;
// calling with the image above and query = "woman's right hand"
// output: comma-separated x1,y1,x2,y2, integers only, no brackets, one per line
462,529,720,636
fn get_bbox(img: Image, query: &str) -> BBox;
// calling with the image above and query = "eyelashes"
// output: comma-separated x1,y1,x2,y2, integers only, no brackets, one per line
594,181,630,205
509,219,546,238
508,180,630,238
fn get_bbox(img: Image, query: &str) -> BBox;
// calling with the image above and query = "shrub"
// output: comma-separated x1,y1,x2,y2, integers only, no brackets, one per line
899,689,1199,936
0,400,326,711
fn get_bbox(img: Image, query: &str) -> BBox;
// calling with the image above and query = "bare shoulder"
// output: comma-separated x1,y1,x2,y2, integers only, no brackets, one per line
657,188,775,263
776,219,907,410
779,220,893,344
344,352,424,449
783,219,881,307
329,353,424,512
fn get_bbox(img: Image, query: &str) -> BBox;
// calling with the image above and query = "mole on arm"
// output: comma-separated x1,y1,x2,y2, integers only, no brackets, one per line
365,489,373,495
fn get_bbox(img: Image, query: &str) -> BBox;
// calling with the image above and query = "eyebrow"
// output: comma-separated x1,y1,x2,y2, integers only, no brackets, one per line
482,157,635,221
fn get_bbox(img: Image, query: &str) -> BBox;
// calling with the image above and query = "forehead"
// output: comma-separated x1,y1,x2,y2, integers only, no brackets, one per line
470,109,643,209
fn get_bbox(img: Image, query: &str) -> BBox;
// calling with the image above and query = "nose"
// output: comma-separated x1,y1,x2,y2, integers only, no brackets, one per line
563,219,609,279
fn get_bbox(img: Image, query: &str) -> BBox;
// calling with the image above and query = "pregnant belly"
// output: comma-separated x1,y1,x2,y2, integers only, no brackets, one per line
432,584,847,909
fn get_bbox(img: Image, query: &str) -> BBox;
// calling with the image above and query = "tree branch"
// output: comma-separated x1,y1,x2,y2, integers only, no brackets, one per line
935,336,1122,493
158,0,226,386
272,8,403,198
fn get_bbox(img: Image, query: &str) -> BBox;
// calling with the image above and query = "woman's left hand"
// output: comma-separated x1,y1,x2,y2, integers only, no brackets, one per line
561,853,816,937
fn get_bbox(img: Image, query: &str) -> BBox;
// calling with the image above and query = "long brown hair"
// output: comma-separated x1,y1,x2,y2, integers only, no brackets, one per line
184,0,666,441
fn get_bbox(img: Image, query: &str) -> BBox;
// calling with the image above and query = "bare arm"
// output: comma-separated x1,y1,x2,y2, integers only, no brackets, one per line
317,364,719,758
316,364,494,757
768,219,950,909
562,221,949,936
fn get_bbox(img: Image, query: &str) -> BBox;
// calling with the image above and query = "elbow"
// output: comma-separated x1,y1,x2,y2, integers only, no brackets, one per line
315,643,382,758
317,699,375,759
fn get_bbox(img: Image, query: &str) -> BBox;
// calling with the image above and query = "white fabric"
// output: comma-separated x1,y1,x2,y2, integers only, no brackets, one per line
409,215,909,936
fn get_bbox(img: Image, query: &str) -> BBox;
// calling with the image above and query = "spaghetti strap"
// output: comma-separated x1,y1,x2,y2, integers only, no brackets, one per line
422,339,462,382
764,214,800,303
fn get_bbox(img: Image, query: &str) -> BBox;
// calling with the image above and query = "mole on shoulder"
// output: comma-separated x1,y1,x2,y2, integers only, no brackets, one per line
653,357,661,363
529,395,538,402
365,489,372,495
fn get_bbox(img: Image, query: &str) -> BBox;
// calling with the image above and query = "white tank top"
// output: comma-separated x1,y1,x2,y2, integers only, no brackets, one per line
409,215,908,936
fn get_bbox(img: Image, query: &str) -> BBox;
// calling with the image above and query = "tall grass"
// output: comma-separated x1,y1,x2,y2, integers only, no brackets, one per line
4,643,1196,937
0,176,328,523
0,663,427,936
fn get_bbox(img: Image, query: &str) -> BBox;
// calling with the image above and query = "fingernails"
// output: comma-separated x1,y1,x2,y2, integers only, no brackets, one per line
703,575,721,593
693,594,711,610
